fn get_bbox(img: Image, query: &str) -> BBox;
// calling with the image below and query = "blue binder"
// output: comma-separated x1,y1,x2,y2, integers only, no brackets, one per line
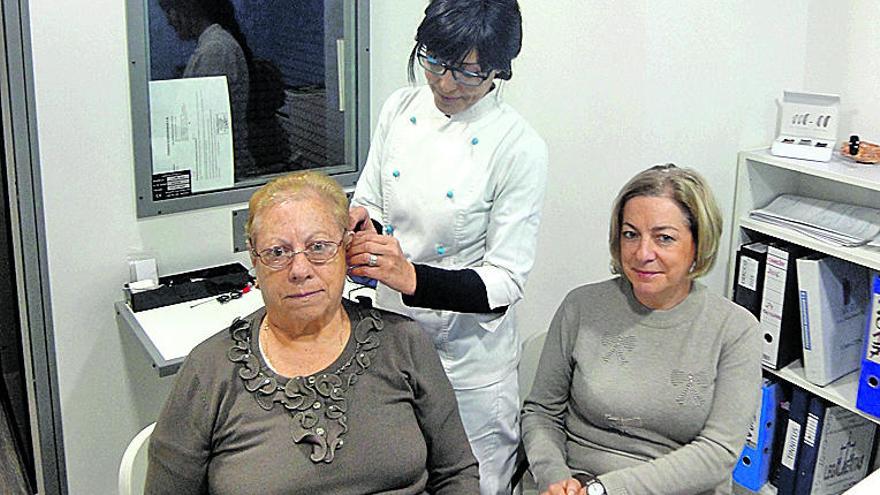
734,379,783,491
793,396,827,494
856,274,880,419
792,400,877,494
776,387,810,495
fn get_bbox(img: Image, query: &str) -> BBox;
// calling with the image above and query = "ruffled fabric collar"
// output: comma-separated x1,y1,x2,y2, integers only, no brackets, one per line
226,302,385,463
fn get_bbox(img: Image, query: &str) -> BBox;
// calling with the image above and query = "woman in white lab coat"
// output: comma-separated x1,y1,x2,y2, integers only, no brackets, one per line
348,1,547,493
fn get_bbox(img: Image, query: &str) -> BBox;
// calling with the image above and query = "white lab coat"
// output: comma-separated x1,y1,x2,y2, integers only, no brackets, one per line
352,85,547,390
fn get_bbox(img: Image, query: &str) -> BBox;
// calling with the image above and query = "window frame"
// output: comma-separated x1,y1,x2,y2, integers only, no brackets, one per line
126,0,370,217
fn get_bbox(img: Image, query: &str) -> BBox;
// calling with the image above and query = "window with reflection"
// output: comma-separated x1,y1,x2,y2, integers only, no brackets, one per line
128,0,368,216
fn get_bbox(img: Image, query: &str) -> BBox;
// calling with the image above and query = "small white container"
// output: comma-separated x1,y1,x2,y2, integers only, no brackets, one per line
770,91,840,162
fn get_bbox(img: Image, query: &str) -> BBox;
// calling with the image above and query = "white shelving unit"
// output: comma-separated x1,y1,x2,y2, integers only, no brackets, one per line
727,148,880,422
727,148,880,492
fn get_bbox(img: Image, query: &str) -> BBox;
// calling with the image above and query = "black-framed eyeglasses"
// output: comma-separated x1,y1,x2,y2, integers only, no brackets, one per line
251,237,346,270
189,289,244,308
417,50,491,87
216,291,243,303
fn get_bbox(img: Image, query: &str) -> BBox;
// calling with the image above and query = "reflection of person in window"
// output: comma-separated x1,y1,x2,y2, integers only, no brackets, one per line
158,0,256,177
247,59,291,174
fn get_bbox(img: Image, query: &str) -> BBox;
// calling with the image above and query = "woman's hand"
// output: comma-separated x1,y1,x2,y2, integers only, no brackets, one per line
541,478,584,495
347,231,416,295
348,206,377,234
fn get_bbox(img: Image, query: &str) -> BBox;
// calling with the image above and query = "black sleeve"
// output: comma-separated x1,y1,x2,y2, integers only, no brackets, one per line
402,263,508,314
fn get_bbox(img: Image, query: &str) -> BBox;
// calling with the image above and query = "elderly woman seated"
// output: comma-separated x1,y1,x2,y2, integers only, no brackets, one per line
145,171,479,494
522,165,761,495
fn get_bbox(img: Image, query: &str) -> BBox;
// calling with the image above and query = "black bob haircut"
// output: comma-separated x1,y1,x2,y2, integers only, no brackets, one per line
406,0,522,83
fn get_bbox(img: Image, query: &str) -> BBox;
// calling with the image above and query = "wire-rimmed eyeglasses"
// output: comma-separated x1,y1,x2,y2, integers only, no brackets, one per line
417,50,491,87
251,236,346,270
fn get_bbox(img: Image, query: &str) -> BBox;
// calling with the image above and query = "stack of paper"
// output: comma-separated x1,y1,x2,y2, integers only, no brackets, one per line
750,194,880,247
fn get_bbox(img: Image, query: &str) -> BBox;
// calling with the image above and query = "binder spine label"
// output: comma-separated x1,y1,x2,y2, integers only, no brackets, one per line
867,290,880,365
799,290,811,351
739,256,760,291
782,420,802,469
803,413,819,447
760,248,789,367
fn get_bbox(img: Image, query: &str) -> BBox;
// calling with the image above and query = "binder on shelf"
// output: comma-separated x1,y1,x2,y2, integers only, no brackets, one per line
796,254,870,386
793,398,876,494
761,243,810,369
768,385,793,490
733,241,769,319
856,273,880,418
777,386,810,495
733,379,783,491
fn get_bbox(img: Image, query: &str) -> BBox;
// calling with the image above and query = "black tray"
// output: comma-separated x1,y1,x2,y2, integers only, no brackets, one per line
125,262,252,312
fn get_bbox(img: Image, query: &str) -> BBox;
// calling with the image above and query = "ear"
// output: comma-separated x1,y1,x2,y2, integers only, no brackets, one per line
247,239,258,266
342,232,356,270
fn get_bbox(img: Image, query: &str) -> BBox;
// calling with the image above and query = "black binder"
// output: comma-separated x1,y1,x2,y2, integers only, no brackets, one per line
733,241,769,319
776,386,810,495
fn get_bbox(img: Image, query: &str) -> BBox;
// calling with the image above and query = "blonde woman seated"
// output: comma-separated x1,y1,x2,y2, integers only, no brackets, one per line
145,171,479,494
522,165,761,495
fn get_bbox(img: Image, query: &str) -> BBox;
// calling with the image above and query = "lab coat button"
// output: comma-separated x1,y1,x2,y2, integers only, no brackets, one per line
384,224,394,235
392,169,400,178
410,116,417,124
446,190,454,199
436,246,446,256
471,137,479,145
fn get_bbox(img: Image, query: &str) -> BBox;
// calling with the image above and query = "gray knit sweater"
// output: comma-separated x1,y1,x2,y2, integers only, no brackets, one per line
145,301,479,494
521,277,761,495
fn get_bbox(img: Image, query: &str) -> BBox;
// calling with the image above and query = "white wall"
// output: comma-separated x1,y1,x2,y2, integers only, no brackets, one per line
803,0,880,143
509,0,811,339
369,1,427,123
23,0,861,493
28,1,251,493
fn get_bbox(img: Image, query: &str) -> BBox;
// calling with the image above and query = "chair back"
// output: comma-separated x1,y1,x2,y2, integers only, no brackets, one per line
518,330,548,401
118,422,155,495
515,330,548,495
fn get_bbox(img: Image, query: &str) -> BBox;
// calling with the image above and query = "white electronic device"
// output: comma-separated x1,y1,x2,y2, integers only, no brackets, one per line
770,91,840,162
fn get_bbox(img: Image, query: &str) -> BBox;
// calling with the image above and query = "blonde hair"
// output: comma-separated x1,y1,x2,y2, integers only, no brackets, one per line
608,164,722,279
245,171,348,246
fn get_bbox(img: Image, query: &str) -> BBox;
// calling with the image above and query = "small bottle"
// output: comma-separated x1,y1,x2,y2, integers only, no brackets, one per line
849,135,860,156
